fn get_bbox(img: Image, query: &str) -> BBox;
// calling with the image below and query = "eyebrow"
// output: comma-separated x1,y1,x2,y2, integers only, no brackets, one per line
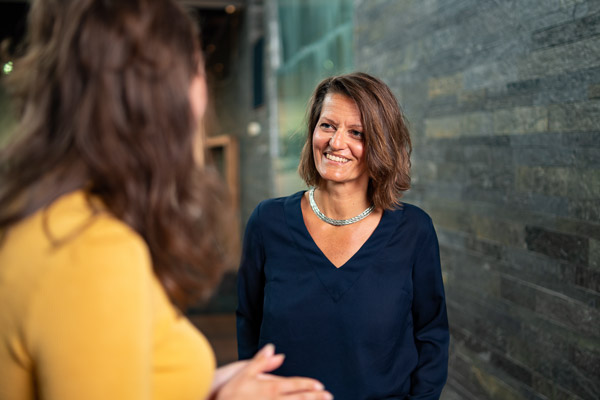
321,116,363,130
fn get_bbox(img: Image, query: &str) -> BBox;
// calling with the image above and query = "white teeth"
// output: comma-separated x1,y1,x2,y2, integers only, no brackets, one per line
325,153,349,163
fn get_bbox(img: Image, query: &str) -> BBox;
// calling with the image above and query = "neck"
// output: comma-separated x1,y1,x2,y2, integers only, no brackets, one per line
314,181,370,220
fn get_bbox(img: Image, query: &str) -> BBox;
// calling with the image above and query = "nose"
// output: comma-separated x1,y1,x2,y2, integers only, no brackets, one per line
329,130,346,149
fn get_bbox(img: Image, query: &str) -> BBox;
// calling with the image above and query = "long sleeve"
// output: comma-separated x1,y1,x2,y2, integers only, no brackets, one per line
29,221,154,400
408,217,449,399
0,191,215,400
236,204,266,360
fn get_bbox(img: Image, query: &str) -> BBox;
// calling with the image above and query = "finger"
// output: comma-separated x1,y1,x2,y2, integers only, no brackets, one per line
210,360,249,392
258,343,276,358
284,391,333,400
241,344,279,376
263,353,285,372
283,391,334,400
256,373,277,380
268,376,326,394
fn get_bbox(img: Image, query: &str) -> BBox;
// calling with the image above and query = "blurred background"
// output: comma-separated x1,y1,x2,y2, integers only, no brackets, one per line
1,0,599,399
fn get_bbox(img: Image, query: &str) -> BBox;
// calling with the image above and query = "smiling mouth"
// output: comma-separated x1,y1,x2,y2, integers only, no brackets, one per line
325,153,349,163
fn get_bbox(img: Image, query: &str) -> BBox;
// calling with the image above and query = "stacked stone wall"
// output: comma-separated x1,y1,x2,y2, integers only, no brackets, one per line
355,1,600,398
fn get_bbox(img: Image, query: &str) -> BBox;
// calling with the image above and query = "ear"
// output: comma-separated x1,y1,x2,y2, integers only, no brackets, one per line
189,73,208,121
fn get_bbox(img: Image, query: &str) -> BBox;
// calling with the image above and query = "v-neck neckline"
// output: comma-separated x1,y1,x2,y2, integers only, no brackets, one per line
284,191,401,302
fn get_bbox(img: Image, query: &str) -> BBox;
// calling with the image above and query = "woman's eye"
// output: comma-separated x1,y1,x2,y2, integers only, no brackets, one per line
320,123,334,130
351,130,364,138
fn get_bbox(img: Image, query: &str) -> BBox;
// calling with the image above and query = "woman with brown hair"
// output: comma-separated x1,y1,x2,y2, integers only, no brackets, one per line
237,72,449,399
0,1,332,399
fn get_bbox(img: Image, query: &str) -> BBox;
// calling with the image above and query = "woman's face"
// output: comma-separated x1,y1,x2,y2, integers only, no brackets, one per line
312,93,368,187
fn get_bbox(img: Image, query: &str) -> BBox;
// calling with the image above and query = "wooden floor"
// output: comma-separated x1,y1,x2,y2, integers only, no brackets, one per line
189,313,238,366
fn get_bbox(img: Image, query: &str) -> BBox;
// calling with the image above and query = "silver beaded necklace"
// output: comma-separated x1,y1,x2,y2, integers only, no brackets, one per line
308,187,374,226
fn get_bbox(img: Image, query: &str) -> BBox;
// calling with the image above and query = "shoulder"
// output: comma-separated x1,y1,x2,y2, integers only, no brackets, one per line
1,191,153,291
3,192,155,334
43,191,153,279
398,202,433,223
75,217,151,273
391,202,433,225
244,191,304,242
390,202,436,237
250,191,304,222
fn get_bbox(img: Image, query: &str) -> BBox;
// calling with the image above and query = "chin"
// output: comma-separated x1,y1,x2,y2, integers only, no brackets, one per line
322,177,354,184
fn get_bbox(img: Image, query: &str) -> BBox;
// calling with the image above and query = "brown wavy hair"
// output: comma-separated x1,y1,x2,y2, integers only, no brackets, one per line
298,72,412,210
0,0,231,310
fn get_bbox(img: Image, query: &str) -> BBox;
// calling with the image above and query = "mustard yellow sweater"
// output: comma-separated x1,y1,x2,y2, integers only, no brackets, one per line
0,191,215,400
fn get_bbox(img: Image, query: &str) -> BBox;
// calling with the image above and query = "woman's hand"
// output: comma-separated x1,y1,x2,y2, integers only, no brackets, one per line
209,360,250,397
209,344,333,400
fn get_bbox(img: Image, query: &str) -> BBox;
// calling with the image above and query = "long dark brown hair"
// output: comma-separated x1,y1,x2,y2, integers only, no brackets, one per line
298,72,412,210
0,0,231,310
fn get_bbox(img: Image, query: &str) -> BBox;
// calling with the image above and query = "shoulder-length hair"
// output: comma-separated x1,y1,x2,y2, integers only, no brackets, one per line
298,72,412,210
0,0,230,310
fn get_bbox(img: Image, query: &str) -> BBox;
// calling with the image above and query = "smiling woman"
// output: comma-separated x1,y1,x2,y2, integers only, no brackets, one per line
237,72,449,400
312,93,368,187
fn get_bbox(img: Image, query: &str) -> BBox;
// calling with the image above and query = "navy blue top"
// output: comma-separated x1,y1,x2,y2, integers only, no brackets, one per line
236,191,448,400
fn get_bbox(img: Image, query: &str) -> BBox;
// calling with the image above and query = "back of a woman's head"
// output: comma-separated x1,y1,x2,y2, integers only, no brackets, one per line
7,0,200,199
1,0,230,309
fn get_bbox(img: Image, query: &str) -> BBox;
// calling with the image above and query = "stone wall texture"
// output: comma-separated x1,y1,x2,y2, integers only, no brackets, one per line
355,1,600,399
